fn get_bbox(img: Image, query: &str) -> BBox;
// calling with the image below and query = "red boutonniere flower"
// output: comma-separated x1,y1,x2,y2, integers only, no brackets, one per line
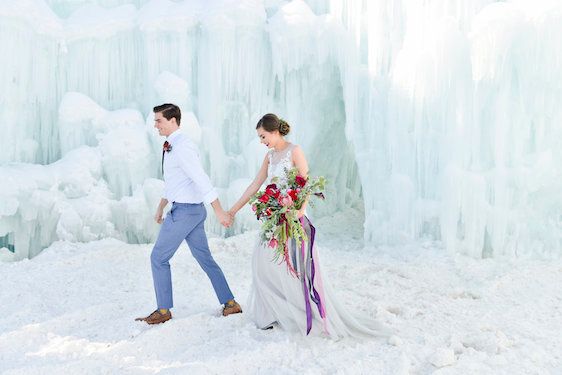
163,141,173,152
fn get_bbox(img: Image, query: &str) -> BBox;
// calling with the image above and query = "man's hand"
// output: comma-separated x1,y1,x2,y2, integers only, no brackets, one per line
154,198,168,224
154,207,164,224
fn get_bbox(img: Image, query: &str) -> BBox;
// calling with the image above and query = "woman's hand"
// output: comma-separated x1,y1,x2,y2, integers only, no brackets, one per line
297,207,305,219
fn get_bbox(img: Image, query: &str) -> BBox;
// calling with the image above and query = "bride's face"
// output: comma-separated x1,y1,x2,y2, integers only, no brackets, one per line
257,127,280,149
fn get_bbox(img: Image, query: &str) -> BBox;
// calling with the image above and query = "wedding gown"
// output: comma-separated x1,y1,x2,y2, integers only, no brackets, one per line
247,143,391,339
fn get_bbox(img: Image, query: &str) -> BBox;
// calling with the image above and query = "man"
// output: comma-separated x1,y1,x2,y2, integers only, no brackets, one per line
136,103,242,325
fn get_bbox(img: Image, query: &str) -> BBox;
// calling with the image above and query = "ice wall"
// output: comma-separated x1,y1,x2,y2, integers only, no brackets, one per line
329,0,562,257
0,0,560,260
0,93,163,261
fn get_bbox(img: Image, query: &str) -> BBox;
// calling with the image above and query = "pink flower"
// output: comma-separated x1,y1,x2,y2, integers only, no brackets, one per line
268,238,278,248
251,204,257,212
281,195,293,207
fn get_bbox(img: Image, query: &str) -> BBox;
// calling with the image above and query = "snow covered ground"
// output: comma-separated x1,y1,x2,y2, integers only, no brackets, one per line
1,215,560,375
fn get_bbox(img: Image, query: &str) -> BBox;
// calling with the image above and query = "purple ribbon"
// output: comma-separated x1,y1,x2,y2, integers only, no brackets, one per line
299,216,327,335
300,236,313,334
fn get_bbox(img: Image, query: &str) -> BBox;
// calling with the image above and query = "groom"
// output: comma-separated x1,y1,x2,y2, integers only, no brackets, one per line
136,103,242,324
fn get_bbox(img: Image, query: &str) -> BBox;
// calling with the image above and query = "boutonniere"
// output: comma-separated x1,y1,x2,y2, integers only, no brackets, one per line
163,141,173,153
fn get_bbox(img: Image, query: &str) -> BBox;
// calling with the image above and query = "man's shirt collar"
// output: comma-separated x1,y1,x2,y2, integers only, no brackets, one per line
167,128,182,144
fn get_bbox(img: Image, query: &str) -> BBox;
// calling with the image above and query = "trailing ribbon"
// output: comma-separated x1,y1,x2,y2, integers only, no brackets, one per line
298,216,328,335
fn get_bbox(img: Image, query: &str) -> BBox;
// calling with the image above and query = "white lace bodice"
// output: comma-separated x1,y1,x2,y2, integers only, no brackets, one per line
266,143,296,185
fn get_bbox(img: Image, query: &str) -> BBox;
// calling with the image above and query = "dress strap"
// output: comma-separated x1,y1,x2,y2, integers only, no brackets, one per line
285,144,296,163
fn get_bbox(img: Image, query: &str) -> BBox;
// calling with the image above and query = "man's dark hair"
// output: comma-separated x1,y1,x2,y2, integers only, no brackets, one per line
153,103,181,126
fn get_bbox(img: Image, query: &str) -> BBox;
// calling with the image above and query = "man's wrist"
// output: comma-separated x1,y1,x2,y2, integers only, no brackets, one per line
211,199,223,213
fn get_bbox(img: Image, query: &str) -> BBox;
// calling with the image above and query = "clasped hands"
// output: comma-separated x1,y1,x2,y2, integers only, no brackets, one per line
219,209,236,228
217,209,235,228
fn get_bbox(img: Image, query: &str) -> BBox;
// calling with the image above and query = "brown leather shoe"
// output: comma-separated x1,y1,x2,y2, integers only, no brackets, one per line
222,300,242,316
135,309,172,324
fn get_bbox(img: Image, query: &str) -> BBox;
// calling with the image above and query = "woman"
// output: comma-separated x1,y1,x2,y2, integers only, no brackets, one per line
228,114,390,339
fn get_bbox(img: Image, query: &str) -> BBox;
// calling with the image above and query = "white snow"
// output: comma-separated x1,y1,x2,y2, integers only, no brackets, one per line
429,348,456,368
1,215,561,373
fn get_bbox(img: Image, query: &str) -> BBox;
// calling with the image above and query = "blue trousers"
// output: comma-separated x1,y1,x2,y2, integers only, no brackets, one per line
150,202,234,309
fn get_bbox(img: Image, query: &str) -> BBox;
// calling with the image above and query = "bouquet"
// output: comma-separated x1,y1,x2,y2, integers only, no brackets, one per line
249,167,326,276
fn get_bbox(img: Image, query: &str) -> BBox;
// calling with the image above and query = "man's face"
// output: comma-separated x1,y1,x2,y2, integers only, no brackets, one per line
154,112,178,137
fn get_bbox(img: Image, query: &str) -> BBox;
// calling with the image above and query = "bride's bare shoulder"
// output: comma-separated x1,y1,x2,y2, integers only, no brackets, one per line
291,144,304,155
263,150,273,163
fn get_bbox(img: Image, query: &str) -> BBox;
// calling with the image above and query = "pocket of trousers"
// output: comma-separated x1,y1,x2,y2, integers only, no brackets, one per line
171,206,203,223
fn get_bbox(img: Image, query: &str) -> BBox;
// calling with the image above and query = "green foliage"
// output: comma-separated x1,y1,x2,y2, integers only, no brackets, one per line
249,167,326,262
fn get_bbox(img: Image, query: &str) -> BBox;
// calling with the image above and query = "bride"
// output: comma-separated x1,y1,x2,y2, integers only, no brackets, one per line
228,113,390,339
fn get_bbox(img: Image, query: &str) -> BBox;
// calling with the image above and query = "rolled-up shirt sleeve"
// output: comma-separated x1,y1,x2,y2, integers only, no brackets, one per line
177,143,218,205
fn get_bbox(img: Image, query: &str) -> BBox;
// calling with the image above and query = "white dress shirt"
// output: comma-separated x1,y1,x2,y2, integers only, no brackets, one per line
162,130,218,205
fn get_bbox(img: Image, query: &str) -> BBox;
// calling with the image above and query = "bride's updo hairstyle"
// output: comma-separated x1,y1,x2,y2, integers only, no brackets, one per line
256,113,291,136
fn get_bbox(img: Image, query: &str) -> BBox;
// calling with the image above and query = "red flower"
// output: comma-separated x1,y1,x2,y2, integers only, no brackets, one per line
287,189,298,201
259,193,270,203
265,207,273,216
265,185,280,198
295,175,307,187
163,141,173,152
